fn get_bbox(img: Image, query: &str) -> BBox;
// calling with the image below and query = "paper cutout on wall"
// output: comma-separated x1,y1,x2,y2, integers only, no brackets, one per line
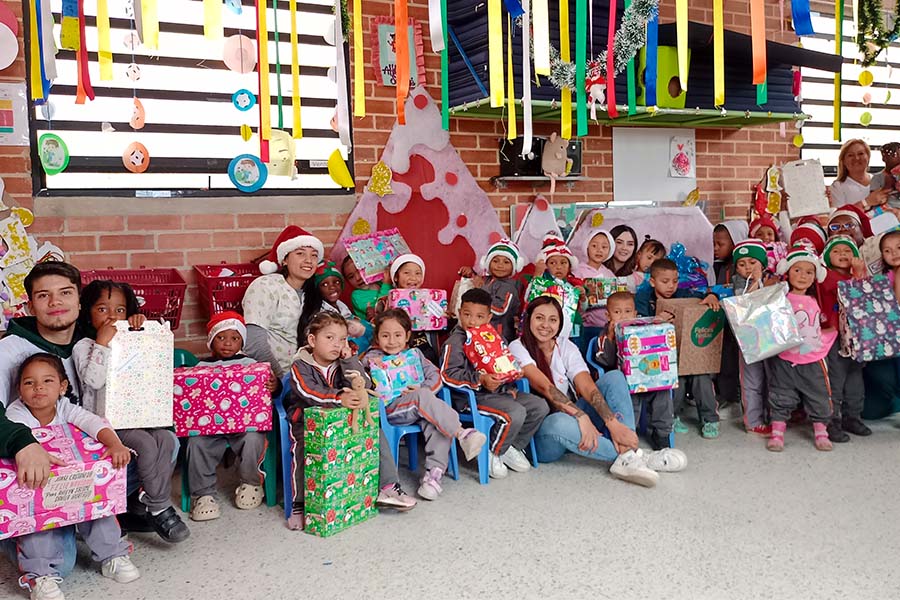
38,133,69,176
123,141,150,173
1,260,30,305
130,97,145,129
232,89,256,111
512,195,564,264
266,130,297,178
11,207,33,227
327,149,354,188
669,136,695,178
0,19,17,70
224,34,257,73
0,217,32,269
240,124,252,141
125,63,141,81
367,161,394,197
228,154,267,192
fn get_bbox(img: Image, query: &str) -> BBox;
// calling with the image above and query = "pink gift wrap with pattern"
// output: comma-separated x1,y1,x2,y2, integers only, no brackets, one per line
173,363,273,437
388,289,448,331
615,318,679,393
0,424,127,541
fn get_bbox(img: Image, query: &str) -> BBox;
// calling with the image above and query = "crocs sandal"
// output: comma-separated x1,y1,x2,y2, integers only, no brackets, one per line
190,495,221,522
234,483,265,510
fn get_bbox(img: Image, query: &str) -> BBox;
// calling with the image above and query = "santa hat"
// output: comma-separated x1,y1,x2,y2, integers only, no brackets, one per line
822,235,860,268
314,261,343,285
259,225,324,275
732,239,768,267
789,221,827,254
480,238,526,274
206,311,247,350
749,214,780,237
582,228,617,260
776,245,827,282
828,205,873,239
389,253,426,283
537,233,579,270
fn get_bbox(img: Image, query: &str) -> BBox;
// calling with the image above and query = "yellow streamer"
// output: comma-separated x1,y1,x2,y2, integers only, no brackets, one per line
560,0,571,139
533,0,550,76
488,0,504,108
353,0,365,117
676,0,688,90
290,0,302,137
141,0,159,49
506,15,517,140
203,0,223,39
713,0,723,105
258,0,271,141
28,0,42,100
97,0,113,80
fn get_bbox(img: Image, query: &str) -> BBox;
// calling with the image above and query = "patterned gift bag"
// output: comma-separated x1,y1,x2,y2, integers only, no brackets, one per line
343,228,411,284
837,275,900,362
615,317,679,393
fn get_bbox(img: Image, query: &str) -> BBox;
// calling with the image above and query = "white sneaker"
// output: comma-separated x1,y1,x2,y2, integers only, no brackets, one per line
489,453,508,478
101,556,141,584
27,576,64,600
500,446,532,472
609,449,659,488
645,448,688,472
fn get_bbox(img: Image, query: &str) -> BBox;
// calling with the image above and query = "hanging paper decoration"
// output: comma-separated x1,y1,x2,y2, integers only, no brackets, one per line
440,0,449,130
856,0,900,66
750,0,766,86
130,97,145,129
624,0,637,115
290,0,303,137
203,0,223,39
533,0,550,75
429,0,445,52
60,0,80,50
575,0,588,132
28,0,43,101
645,13,658,106
240,124,252,140
860,111,873,126
713,0,724,105
506,14,517,140
256,0,271,162
351,0,365,117
232,89,256,111
488,0,504,108
559,0,572,139
334,0,351,145
123,142,150,173
327,149,354,188
791,0,814,36
38,134,69,176
224,35,257,74
266,130,298,178
675,0,688,90
757,78,767,105
521,0,533,155
833,0,842,141
395,0,411,123
226,0,242,14
228,154,268,192
606,0,619,117
367,161,394,197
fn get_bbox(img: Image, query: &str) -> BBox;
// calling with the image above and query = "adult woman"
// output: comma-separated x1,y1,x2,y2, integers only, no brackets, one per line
242,225,324,377
604,224,638,276
829,139,890,210
507,296,683,486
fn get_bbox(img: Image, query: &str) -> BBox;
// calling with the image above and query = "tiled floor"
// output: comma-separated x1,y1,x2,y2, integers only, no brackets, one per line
3,411,900,600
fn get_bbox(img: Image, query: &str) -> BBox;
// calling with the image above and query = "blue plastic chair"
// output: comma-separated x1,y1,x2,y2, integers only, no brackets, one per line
378,390,459,480
274,374,295,520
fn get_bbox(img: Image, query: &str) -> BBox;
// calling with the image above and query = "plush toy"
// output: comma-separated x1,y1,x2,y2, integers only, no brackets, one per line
541,133,572,179
344,370,376,433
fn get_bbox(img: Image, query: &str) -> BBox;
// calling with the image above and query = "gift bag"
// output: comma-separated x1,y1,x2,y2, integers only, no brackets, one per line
448,277,476,317
463,324,521,383
583,277,628,309
343,228,411,284
837,275,900,362
615,317,679,393
721,282,802,364
104,320,174,429
366,349,426,404
656,298,725,376
388,289,448,330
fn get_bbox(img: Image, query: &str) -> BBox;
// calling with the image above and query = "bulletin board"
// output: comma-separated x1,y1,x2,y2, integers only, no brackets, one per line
612,128,697,204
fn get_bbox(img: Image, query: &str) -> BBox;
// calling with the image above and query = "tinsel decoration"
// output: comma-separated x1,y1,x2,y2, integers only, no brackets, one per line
857,0,900,66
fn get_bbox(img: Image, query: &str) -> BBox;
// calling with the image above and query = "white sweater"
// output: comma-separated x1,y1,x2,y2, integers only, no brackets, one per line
5,396,110,439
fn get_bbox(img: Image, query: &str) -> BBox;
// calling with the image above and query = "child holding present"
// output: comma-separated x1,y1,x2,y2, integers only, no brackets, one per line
316,261,371,351
341,255,390,322
376,254,441,365
526,234,582,340
573,228,617,351
458,238,526,344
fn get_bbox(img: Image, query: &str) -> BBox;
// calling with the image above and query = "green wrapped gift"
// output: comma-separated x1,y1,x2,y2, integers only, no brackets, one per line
305,464,378,512
526,275,581,335
304,494,378,538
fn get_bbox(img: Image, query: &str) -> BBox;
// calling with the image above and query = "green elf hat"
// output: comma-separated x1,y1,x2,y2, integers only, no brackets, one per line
314,261,343,285
732,239,768,267
822,235,860,268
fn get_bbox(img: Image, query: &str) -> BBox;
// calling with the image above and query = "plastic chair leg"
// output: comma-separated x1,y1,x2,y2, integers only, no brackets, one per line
263,431,277,508
528,438,539,468
180,457,191,513
388,431,402,468
476,444,490,485
668,431,675,448
406,433,419,472
279,425,294,521
447,439,459,480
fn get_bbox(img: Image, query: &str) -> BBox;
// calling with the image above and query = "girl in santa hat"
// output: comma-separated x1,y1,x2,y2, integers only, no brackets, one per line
525,233,582,340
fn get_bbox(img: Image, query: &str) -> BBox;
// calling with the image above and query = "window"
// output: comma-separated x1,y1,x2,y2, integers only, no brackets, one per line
29,0,351,196
800,13,900,181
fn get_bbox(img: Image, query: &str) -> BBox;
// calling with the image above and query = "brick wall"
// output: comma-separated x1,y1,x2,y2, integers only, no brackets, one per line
0,0,807,351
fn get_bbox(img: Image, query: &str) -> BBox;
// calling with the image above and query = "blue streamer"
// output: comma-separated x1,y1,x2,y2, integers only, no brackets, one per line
503,0,525,17
791,0,814,36
645,14,658,107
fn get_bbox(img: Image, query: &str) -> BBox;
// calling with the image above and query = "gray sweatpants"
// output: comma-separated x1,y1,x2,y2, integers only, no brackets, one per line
14,517,129,578
458,391,549,455
739,354,770,429
826,343,865,422
673,374,718,423
118,428,178,512
632,390,674,435
386,387,461,471
768,358,833,423
186,432,267,497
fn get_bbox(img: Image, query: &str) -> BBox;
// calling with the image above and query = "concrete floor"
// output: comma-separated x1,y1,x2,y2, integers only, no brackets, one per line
3,410,900,600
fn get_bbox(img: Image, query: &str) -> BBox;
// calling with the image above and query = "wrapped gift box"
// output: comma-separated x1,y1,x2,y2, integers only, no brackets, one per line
615,318,679,393
838,275,900,362
104,320,174,429
343,228,412,284
526,275,580,336
463,324,521,383
304,493,378,538
366,349,425,404
0,424,127,540
173,363,273,437
388,289,448,331
583,277,628,309
657,298,725,376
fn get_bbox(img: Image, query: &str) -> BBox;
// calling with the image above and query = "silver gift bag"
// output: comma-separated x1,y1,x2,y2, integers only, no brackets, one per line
721,282,802,364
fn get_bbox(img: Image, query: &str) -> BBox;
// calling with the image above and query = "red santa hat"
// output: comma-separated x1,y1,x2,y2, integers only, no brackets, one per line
206,311,247,350
749,214,780,237
828,205,873,239
537,233,579,270
789,221,827,254
259,225,324,275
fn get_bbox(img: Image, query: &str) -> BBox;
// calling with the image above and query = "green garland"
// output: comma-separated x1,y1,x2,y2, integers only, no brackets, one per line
857,0,900,67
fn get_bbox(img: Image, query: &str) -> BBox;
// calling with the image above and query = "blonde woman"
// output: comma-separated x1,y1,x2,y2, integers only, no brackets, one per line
829,139,890,210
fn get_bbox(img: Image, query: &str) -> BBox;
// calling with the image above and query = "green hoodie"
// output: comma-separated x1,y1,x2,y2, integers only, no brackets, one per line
4,316,82,358
0,403,36,458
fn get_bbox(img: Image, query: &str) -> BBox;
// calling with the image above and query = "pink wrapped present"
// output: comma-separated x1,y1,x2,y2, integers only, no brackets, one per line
173,363,273,437
388,288,448,331
0,424,127,541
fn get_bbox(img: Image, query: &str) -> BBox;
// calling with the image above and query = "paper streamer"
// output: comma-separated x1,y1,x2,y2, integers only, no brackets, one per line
335,0,351,144
395,0,410,123
646,14,658,106
676,0,688,90
28,0,42,100
97,0,112,80
140,0,159,50
713,0,724,105
203,0,223,39
833,0,842,141
575,0,587,134
256,0,271,161
606,0,619,117
75,0,94,104
521,0,533,155
353,0,365,117
750,0,766,85
533,0,550,75
852,0,858,38
791,0,814,36
506,15,517,140
428,0,445,52
39,0,57,83
756,79,767,105
60,0,79,50
503,0,525,16
560,0,571,138
488,0,504,108
625,0,636,115
441,0,449,130
290,0,302,137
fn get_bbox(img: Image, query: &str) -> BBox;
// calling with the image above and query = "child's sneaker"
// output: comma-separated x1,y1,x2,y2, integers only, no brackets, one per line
813,422,833,451
645,448,688,472
649,430,670,451
376,483,417,511
489,453,508,478
673,417,689,433
190,495,220,521
701,421,720,439
747,424,772,436
500,446,531,472
609,449,659,487
23,576,64,600
458,429,487,461
149,506,190,543
100,556,140,584
234,483,265,510
417,468,444,500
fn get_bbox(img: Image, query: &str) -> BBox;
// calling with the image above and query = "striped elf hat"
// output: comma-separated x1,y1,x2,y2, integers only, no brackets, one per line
822,235,860,268
776,245,827,282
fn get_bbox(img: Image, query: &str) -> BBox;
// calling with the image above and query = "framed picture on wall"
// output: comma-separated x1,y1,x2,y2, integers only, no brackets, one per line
371,17,426,88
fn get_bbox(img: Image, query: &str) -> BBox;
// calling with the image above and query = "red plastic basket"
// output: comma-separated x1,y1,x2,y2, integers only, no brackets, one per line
193,263,261,318
80,268,187,330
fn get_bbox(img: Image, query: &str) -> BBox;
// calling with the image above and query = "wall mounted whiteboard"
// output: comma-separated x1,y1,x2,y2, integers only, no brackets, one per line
612,127,697,204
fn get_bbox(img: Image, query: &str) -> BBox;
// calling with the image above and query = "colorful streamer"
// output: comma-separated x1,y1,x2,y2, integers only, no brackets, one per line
606,0,618,117
140,0,159,50
28,0,43,100
75,0,94,104
506,15,517,140
60,0,79,50
203,0,223,39
791,0,814,36
645,13,658,106
352,0,365,117
676,0,688,90
756,79,767,105
560,0,571,139
533,0,550,75
575,0,587,133
441,0,449,129
521,0,533,155
429,0,445,53
256,0,271,161
488,0,504,108
713,0,724,105
290,0,302,138
335,0,351,145
39,0,57,83
272,0,284,128
750,0,766,85
625,0,636,115
503,0,525,16
395,0,410,123
97,0,112,81
833,0,842,141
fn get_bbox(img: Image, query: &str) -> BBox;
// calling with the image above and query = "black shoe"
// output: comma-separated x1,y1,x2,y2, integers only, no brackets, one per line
827,421,850,443
842,416,872,436
150,506,191,543
649,430,669,451
117,510,155,533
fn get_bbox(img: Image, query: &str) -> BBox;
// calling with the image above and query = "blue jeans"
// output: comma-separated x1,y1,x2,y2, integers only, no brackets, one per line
534,370,636,463
2,528,77,579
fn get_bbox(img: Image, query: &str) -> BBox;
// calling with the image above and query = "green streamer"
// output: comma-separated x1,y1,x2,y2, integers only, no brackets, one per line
441,0,449,130
272,0,284,129
756,79,767,106
575,0,587,135
625,0,636,115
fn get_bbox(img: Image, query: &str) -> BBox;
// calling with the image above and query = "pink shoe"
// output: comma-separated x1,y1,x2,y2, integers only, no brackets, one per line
747,424,772,437
813,422,833,452
767,421,786,452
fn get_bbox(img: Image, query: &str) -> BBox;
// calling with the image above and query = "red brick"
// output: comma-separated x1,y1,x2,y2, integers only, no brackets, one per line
99,235,154,251
128,251,185,269
29,216,65,234
284,213,334,228
0,156,30,173
127,215,184,231
189,250,243,265
183,214,235,230
237,214,286,229
158,233,212,250
68,216,124,233
42,235,96,252
212,231,263,248
70,252,128,270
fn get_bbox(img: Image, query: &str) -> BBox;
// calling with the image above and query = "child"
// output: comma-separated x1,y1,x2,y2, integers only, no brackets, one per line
6,354,139,599
458,238,526,344
527,234,581,339
316,261,370,351
440,288,549,478
819,237,870,441
72,280,189,543
713,221,749,284
627,237,667,292
364,309,486,499
636,259,722,438
749,215,779,244
595,292,674,450
342,255,390,322
288,312,416,530
731,240,774,435
767,247,837,452
573,228,616,352
882,229,900,299
827,207,871,246
789,218,827,255
377,254,440,365
185,312,279,522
